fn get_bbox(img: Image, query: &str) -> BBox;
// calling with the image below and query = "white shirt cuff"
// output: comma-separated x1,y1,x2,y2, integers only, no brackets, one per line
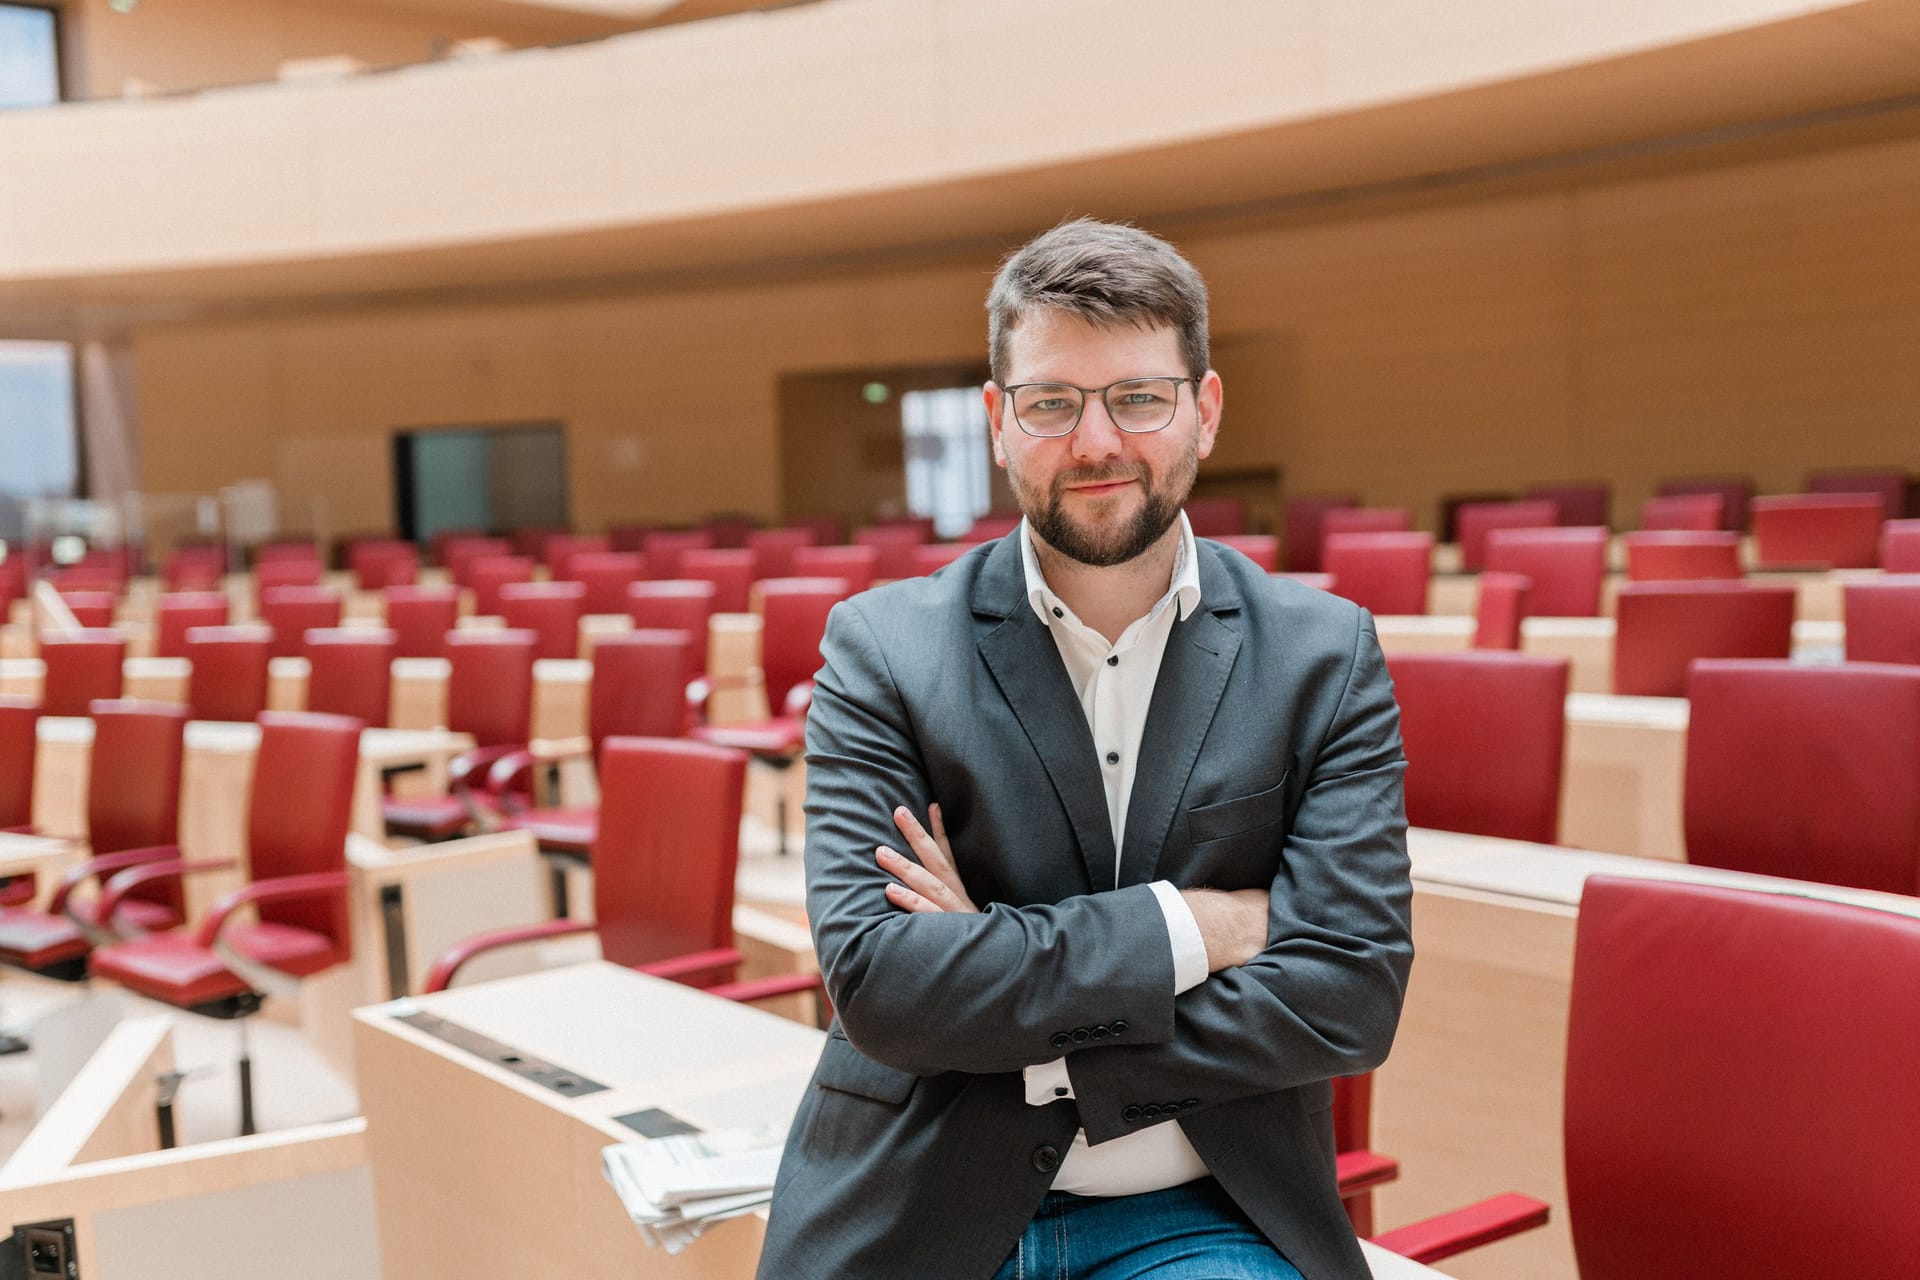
1023,1057,1074,1105
1150,879,1209,996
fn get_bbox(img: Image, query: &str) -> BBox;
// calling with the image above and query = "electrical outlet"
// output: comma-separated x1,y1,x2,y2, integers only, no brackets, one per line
2,1219,77,1280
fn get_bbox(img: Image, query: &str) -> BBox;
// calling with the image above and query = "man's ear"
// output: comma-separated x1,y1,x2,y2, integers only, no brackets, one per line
1193,370,1223,461
984,382,1009,469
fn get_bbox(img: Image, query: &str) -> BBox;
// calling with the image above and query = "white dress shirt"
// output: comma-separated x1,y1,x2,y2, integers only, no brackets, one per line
1015,513,1213,1195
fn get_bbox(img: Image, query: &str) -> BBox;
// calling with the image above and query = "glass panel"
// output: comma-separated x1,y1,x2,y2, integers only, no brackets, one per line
0,339,79,543
901,388,990,539
0,5,59,111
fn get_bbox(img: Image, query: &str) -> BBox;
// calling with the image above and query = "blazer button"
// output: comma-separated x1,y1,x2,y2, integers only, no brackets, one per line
1182,1098,1199,1111
1031,1145,1060,1174
1089,1025,1109,1040
1142,1104,1162,1119
1050,1032,1071,1048
1071,1028,1090,1043
1110,1021,1128,1035
1122,1105,1142,1122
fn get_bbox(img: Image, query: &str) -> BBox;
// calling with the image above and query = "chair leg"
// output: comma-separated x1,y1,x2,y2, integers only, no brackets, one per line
237,1017,256,1137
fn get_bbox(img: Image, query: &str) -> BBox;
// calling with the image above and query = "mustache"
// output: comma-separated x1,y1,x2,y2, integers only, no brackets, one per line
1052,463,1147,490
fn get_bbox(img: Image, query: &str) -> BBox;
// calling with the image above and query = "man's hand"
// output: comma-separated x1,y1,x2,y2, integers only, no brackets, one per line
877,804,979,914
1180,888,1271,972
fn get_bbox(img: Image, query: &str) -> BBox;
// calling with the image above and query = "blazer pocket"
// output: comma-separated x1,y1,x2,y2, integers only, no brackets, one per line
815,1033,918,1105
1186,771,1291,845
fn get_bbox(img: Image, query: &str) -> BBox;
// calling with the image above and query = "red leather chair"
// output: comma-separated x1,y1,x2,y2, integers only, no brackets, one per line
1282,494,1360,573
1751,493,1883,568
0,698,39,910
1612,582,1795,698
382,584,461,659
1180,497,1246,537
640,530,715,580
1454,500,1558,572
1472,572,1530,650
542,533,610,580
1622,531,1742,581
184,626,274,723
682,548,756,614
155,591,232,660
910,543,973,575
1484,527,1608,616
1844,577,1920,667
1524,482,1610,529
963,514,1022,542
852,524,929,580
254,541,320,565
744,527,818,581
383,630,537,841
258,586,342,660
39,630,126,717
1807,466,1908,519
1684,660,1920,894
424,739,824,1012
791,544,879,590
305,628,397,726
1323,532,1433,616
1208,535,1279,571
89,710,363,1135
0,702,190,980
700,515,757,549
1557,877,1920,1276
1881,518,1920,572
1388,651,1569,844
439,534,512,587
56,590,117,629
626,580,717,672
348,539,419,591
568,551,645,614
1320,507,1412,540
467,554,536,618
0,560,26,616
498,580,587,661
253,556,323,594
783,513,847,547
1636,492,1725,531
512,525,570,561
163,545,228,592
1656,476,1751,531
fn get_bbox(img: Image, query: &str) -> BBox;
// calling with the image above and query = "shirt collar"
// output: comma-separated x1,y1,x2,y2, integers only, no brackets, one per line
1021,510,1203,630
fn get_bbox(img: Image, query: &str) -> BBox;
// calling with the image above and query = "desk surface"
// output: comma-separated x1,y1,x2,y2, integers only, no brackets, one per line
0,830,71,879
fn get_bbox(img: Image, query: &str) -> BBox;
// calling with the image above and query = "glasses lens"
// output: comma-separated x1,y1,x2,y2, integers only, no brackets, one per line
1105,379,1181,433
1011,384,1083,437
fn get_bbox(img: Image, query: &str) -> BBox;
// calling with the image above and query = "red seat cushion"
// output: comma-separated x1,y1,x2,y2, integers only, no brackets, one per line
0,908,89,970
382,795,471,840
689,718,805,755
90,922,342,1006
512,807,597,853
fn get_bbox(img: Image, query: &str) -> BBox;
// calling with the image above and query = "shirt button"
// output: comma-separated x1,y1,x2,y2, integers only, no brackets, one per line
1105,752,1119,765
1053,1086,1070,1098
1031,1145,1060,1173
1052,607,1064,618
1106,655,1118,666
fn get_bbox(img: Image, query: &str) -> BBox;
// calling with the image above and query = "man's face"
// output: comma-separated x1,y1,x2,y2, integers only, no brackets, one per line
985,310,1221,568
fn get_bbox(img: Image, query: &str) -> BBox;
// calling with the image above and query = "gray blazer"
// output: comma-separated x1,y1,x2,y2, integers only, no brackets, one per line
756,534,1412,1280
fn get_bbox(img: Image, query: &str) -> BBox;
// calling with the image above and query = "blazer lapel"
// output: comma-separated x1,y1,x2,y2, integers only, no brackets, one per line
973,535,1116,893
1118,545,1244,888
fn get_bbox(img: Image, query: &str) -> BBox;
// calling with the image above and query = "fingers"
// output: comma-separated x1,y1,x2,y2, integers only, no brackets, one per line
892,805,955,875
883,880,943,914
877,846,962,912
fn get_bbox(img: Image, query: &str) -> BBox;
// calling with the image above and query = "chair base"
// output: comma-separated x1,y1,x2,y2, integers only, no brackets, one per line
188,991,265,1021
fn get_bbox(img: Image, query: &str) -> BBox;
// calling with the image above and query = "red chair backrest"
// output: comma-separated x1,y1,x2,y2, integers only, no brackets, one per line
254,557,322,594
498,580,586,662
625,581,716,672
910,543,972,575
744,528,818,581
1807,467,1908,519
349,540,419,591
1524,482,1610,528
162,545,227,592
760,578,857,713
1208,535,1279,572
1483,526,1609,616
1684,660,1920,893
606,523,652,553
1637,492,1725,532
1181,497,1246,537
57,591,117,629
1751,493,1883,569
1622,531,1742,581
640,531,715,580
439,535,512,585
305,628,397,726
40,631,126,717
852,525,928,580
790,544,879,590
1612,582,1795,698
247,711,362,952
184,626,274,723
1320,507,1411,540
1655,476,1751,531
1880,518,1920,572
511,525,569,561
467,555,535,618
445,630,536,747
681,549,756,615
89,700,190,920
1844,577,1920,667
543,533,610,580
699,516,756,549
590,737,747,966
1323,532,1433,617
1283,494,1360,573
0,698,38,831
1565,876,1920,1278
589,631,700,752
1388,651,1569,843
1453,500,1559,572
382,585,461,659
963,514,1022,542
154,591,232,660
568,552,646,615
783,513,847,547
1472,572,1530,650
0,561,26,613
258,586,342,660
254,541,320,565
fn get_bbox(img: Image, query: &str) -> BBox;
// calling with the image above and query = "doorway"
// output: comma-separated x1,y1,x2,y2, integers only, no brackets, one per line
393,423,568,542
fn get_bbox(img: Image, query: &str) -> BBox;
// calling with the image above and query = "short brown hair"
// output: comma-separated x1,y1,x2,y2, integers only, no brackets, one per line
986,218,1210,384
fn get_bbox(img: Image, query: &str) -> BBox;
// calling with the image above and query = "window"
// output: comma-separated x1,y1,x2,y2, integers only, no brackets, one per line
0,340,80,541
0,3,59,110
900,387,991,538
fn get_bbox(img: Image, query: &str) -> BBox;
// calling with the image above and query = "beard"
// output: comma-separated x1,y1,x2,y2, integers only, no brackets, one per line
1010,434,1199,568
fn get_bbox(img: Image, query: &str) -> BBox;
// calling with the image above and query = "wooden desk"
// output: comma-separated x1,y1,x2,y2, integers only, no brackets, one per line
1374,827,1920,1280
0,830,73,888
1558,692,1687,860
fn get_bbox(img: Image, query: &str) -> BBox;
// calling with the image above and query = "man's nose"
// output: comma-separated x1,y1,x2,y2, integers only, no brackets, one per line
1070,396,1126,461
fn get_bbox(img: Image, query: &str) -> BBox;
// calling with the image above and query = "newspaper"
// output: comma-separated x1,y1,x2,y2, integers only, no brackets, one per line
602,1122,788,1255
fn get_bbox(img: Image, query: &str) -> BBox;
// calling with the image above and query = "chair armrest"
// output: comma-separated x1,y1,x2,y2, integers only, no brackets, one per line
483,748,539,799
780,679,815,719
422,918,596,993
1334,1149,1400,1196
1369,1192,1551,1264
705,971,831,1025
192,871,351,949
52,844,182,915
633,946,742,987
97,858,237,931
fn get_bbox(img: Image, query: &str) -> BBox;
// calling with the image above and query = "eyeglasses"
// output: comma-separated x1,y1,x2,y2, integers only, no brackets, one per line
1000,377,1193,438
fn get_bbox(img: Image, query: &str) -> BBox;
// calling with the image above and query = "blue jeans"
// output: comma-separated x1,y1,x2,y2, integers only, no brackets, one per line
990,1178,1305,1280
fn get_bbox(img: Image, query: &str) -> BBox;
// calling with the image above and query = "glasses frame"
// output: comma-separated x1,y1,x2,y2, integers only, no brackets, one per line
999,376,1195,439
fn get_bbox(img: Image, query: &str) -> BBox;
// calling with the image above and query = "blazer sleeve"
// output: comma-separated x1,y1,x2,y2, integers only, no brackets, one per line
803,599,1180,1078
1061,615,1414,1145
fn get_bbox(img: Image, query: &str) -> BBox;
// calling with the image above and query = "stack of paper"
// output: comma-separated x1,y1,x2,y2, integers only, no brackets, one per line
601,1123,787,1254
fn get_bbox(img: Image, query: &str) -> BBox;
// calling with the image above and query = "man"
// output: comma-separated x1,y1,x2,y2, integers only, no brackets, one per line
757,219,1411,1280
